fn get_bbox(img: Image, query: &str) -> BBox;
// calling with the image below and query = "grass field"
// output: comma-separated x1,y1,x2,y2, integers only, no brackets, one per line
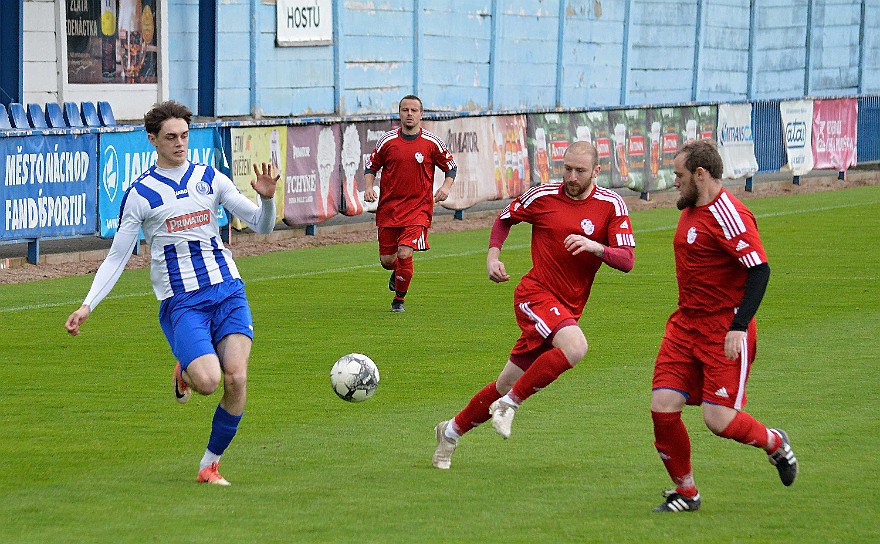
1,185,878,543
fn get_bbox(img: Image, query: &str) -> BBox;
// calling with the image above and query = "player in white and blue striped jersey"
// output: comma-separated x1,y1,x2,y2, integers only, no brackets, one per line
65,101,279,486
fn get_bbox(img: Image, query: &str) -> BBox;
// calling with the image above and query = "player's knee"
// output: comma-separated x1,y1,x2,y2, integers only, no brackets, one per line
192,374,221,395
703,409,733,435
223,368,248,397
562,338,588,366
379,256,396,269
495,376,515,395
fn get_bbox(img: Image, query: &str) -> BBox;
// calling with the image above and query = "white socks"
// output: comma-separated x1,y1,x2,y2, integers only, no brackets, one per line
200,450,221,470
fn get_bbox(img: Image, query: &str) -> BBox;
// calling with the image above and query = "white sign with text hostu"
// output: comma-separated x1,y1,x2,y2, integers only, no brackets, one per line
276,0,333,46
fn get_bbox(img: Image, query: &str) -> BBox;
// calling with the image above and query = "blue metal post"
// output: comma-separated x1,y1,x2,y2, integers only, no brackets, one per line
804,0,814,96
333,0,344,113
745,177,753,192
454,210,464,220
306,225,317,236
198,0,217,116
249,0,258,116
792,175,800,186
27,239,39,265
858,0,866,94
555,0,566,107
746,0,756,99
0,0,23,105
620,0,633,105
489,0,500,108
413,0,421,96
691,0,704,101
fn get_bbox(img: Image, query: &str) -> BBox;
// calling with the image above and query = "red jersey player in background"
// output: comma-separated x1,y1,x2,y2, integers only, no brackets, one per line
432,141,635,469
363,95,457,312
650,140,798,513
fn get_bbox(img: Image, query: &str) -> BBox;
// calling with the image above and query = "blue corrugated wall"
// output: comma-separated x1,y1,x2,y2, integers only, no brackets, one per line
752,100,786,173
858,95,880,162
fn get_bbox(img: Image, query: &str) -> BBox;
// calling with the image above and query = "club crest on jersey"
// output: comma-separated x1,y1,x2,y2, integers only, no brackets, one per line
581,218,595,235
414,152,424,164
687,226,698,244
195,181,212,195
166,210,211,233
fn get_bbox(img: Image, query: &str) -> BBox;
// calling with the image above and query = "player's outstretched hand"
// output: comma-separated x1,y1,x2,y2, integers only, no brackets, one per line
487,258,510,283
251,162,280,200
65,305,92,336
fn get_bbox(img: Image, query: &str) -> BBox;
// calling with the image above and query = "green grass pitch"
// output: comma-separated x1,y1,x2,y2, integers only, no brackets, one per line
1,185,878,543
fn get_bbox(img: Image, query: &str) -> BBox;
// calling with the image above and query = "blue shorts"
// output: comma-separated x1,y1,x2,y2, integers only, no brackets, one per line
158,279,254,369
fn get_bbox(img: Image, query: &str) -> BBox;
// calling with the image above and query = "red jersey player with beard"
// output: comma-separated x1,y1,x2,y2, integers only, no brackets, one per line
432,140,635,470
650,140,798,513
363,95,457,313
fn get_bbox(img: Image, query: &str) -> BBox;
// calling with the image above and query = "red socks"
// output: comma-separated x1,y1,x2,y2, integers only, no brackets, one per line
511,348,572,403
394,256,413,298
718,411,778,451
652,411,696,496
453,381,503,434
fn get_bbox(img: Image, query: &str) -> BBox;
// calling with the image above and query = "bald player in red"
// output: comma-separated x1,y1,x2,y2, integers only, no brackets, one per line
432,140,635,470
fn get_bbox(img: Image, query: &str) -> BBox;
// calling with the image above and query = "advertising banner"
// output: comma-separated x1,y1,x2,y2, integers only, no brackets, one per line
66,0,159,84
423,116,499,210
338,120,394,216
229,126,286,229
283,124,341,226
717,103,759,179
98,127,224,238
0,134,97,241
812,98,858,171
527,113,571,187
698,105,717,141
648,107,681,191
780,100,814,176
608,109,648,192
570,111,612,189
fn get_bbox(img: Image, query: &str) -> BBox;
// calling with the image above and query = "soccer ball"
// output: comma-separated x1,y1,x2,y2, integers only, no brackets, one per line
330,353,380,402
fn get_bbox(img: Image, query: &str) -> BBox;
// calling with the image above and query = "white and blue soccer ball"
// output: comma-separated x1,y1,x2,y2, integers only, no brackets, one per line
330,353,380,402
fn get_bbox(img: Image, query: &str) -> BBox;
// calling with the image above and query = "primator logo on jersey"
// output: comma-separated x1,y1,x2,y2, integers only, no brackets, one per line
166,210,211,232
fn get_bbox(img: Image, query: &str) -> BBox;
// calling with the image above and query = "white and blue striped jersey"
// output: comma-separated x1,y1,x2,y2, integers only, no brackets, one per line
83,161,275,307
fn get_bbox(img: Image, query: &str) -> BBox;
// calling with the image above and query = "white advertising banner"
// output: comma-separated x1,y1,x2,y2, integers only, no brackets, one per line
717,103,759,179
780,100,814,176
276,0,332,46
423,116,498,210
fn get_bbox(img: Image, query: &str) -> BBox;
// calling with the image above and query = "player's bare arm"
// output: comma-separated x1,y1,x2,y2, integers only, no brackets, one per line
564,234,605,257
251,162,280,199
487,247,509,283
65,305,92,336
363,173,378,202
434,176,454,203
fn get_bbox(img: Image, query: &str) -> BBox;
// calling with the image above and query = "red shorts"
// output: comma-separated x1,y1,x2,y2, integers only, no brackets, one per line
378,226,430,256
509,284,579,370
653,309,757,409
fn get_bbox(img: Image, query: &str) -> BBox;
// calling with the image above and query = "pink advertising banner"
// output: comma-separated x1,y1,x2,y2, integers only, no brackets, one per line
812,99,858,171
283,125,342,227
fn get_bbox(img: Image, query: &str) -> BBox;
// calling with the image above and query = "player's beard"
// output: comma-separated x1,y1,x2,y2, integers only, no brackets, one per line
676,182,698,210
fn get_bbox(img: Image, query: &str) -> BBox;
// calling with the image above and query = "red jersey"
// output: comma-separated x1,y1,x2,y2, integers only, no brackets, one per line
674,188,767,314
501,182,635,318
366,128,456,228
